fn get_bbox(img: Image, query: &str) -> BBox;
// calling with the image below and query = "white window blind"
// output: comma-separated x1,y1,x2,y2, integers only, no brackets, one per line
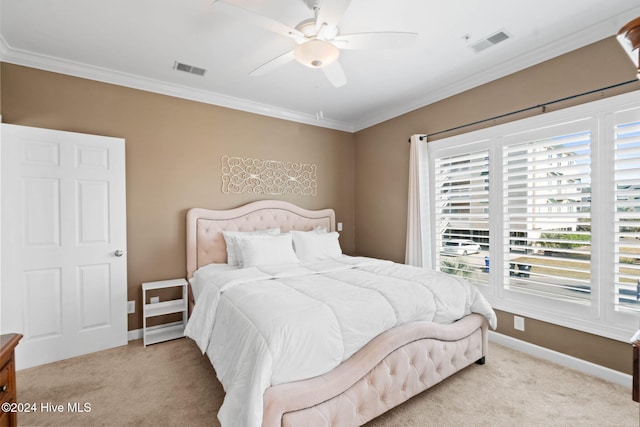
426,91,640,341
614,118,640,314
434,148,490,284
503,129,592,304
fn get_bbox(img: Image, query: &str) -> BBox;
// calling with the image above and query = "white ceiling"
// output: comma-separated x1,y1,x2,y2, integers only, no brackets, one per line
1,0,640,132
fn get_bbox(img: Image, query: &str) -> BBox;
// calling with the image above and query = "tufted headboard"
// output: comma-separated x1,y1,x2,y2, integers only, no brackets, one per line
186,200,335,278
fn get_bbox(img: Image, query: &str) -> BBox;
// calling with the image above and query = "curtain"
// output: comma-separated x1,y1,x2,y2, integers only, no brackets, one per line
405,134,432,268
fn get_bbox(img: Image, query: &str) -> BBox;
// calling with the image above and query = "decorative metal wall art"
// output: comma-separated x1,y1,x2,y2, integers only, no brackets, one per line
221,156,317,196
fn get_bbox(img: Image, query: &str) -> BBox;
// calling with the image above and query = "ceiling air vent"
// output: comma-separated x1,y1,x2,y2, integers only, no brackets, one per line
470,30,511,53
174,61,207,76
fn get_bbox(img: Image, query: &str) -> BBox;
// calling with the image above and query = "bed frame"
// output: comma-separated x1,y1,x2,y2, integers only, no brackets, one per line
186,200,488,427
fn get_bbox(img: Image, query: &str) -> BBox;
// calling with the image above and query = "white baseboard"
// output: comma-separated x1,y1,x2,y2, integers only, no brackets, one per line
489,331,632,389
128,328,142,341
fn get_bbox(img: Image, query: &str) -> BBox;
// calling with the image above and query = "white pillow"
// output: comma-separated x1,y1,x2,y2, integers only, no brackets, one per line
285,226,327,249
222,228,280,266
239,234,299,268
291,231,342,261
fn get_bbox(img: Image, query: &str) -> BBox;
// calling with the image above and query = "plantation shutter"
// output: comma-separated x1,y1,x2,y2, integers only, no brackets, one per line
613,115,640,314
427,92,640,339
433,147,490,284
502,124,592,304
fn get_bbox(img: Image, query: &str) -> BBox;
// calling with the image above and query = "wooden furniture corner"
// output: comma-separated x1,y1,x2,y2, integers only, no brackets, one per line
1,334,23,427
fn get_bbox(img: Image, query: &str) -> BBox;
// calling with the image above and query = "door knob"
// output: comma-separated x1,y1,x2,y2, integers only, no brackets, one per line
114,249,125,257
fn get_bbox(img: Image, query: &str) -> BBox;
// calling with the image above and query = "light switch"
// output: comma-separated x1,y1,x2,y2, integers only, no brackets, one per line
337,222,343,231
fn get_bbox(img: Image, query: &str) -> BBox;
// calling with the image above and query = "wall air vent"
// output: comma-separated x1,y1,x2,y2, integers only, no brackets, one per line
173,61,207,76
470,30,511,53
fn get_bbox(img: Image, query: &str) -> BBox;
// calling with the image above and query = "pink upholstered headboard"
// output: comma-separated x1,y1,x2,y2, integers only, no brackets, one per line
186,200,335,278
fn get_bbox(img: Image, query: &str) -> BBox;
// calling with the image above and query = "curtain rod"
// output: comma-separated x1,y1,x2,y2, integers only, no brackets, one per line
409,78,639,142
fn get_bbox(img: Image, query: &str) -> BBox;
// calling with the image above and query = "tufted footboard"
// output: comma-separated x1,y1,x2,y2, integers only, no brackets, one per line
263,313,488,427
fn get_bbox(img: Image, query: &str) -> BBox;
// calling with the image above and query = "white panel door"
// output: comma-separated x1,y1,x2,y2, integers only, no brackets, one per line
1,124,127,369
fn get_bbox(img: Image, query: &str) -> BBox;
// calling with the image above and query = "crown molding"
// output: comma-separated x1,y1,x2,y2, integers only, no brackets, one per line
2,4,639,135
0,35,355,133
0,35,11,62
351,5,640,132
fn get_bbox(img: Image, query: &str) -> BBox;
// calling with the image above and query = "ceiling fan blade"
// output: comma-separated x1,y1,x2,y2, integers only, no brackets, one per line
322,61,347,87
332,32,418,50
213,0,304,40
315,0,352,38
249,50,296,76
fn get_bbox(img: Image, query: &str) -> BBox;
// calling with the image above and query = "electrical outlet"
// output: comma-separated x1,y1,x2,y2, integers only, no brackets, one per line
150,296,160,304
514,315,525,331
337,222,343,231
127,300,135,314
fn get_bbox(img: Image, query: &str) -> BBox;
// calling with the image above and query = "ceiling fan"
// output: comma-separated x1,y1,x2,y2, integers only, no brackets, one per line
213,0,418,87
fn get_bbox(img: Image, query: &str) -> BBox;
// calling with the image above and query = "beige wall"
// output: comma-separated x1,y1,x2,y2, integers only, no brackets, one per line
0,63,356,331
354,36,640,374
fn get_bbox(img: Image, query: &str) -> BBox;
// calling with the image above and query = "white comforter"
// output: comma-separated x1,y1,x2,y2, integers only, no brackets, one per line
185,256,496,427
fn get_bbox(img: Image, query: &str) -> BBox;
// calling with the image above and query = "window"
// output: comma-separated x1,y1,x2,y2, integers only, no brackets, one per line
613,113,640,314
434,147,490,283
502,127,592,304
427,91,640,341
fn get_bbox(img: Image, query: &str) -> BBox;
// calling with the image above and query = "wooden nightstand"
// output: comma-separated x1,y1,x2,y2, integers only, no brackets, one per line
0,334,22,427
142,279,188,346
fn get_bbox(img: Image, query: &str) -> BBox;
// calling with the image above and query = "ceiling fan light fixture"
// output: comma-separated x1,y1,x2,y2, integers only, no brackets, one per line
294,39,340,68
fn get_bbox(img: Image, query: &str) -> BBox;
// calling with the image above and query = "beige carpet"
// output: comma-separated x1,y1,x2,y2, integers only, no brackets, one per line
15,337,639,427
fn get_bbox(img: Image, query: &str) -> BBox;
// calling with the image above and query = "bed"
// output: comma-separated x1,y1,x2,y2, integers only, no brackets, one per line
184,200,496,427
